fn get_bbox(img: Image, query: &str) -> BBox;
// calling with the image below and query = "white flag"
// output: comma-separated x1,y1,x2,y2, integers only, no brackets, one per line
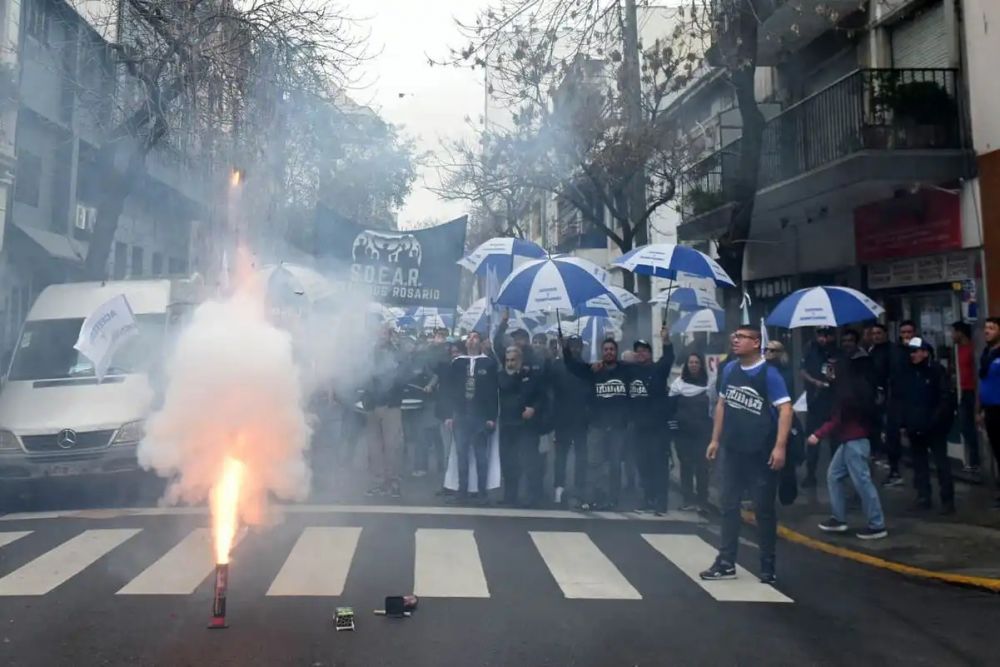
73,294,139,382
760,317,770,355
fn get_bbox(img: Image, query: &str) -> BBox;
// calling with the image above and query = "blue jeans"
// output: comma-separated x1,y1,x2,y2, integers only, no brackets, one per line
827,438,886,529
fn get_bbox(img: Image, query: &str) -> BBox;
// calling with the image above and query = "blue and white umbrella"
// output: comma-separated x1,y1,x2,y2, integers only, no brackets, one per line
612,243,735,286
495,256,622,313
766,286,884,328
459,298,538,334
650,287,722,311
458,237,546,276
404,306,454,330
576,286,640,317
675,308,724,333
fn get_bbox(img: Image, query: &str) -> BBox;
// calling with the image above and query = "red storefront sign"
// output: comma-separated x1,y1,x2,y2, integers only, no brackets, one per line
854,189,962,263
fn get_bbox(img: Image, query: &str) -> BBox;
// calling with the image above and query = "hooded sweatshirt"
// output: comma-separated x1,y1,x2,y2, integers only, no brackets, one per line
669,376,713,437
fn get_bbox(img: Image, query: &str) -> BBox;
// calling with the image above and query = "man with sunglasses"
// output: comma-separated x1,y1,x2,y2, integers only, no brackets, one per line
701,326,793,585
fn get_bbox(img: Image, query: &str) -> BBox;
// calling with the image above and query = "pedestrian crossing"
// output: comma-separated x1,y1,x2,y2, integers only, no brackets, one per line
0,527,793,604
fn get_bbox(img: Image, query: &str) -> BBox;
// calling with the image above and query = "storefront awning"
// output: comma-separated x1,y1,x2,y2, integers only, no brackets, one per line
12,223,87,263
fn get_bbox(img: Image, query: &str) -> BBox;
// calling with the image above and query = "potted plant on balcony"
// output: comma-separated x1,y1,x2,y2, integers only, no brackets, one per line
683,186,729,217
866,75,958,149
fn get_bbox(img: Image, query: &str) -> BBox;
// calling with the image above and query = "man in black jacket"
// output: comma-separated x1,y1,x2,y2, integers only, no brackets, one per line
628,328,675,513
551,335,591,506
564,336,631,510
894,337,955,514
443,332,499,503
497,345,543,506
884,320,918,486
361,325,409,499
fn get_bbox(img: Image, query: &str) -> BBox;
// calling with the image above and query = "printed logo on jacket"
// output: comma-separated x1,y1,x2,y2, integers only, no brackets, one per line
724,384,765,415
595,378,627,398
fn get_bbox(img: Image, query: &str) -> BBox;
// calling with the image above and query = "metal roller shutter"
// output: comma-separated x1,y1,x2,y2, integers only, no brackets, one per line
891,2,949,68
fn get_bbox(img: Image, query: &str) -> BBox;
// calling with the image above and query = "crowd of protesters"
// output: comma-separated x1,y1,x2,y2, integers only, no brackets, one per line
325,310,1000,581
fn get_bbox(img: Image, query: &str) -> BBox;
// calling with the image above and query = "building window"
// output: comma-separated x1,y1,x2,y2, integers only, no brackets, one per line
168,257,187,275
14,151,41,207
24,0,50,44
131,246,144,277
113,242,127,280
152,252,163,276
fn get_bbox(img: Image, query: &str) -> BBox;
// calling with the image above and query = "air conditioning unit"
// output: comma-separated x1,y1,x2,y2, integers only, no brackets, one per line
74,204,96,232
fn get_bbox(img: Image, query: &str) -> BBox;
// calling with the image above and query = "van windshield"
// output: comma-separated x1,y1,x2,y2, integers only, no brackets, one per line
8,315,166,382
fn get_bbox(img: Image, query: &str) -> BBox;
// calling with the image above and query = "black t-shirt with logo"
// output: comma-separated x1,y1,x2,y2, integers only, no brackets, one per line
564,350,631,428
626,348,675,430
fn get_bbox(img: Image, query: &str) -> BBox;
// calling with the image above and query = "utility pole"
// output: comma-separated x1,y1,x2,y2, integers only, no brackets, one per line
622,0,652,339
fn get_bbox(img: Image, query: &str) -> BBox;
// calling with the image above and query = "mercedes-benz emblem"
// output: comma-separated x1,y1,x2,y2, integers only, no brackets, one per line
57,429,78,450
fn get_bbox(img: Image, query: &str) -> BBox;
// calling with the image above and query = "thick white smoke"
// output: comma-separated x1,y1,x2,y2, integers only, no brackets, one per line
138,287,312,525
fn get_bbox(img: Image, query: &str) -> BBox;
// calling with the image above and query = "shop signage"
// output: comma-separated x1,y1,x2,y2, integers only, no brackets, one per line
854,189,962,263
867,252,972,289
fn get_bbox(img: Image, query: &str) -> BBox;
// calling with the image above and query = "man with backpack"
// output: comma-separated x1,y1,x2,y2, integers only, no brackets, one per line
700,326,792,585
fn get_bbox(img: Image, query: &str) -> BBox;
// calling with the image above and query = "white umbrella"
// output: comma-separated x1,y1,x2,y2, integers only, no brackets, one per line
675,308,724,333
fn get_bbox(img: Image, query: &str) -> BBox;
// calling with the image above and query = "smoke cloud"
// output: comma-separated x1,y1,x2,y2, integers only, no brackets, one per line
138,285,312,525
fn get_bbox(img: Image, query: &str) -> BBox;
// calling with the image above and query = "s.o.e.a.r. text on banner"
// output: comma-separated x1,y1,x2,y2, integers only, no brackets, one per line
314,207,467,308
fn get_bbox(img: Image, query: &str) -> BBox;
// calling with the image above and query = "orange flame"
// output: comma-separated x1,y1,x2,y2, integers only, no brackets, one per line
210,456,245,564
230,169,242,187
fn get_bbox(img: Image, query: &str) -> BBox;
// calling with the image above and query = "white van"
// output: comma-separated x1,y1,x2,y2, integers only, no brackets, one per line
0,279,201,485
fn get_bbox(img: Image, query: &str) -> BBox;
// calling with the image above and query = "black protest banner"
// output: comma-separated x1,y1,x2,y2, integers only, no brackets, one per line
314,207,467,308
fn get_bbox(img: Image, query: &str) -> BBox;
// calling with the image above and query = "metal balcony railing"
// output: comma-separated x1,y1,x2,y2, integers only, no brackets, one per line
678,139,741,221
759,68,966,188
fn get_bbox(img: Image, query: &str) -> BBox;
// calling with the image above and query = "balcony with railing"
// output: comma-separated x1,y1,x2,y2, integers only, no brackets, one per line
677,68,972,240
759,68,968,189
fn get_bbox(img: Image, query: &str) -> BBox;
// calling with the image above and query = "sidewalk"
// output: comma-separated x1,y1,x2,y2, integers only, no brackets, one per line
679,460,1000,588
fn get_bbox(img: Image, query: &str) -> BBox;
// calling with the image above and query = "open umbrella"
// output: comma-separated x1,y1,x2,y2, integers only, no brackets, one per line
458,237,546,276
675,308,724,333
612,243,735,286
495,256,621,315
576,286,640,317
766,286,883,328
459,298,536,334
405,307,454,330
650,287,722,311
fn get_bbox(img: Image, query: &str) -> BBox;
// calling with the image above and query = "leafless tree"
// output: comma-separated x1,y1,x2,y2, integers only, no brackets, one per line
65,0,369,278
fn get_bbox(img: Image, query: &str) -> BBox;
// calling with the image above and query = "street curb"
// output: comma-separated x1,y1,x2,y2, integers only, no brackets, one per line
740,509,1000,594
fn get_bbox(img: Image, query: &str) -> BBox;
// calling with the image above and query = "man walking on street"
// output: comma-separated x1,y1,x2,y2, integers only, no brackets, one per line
563,336,631,510
801,327,838,488
627,329,674,513
700,326,792,585
952,321,980,475
895,337,955,514
977,317,1000,510
443,332,498,504
551,335,591,506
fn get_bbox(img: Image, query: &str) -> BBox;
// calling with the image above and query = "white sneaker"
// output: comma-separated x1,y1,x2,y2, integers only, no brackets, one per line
554,486,564,504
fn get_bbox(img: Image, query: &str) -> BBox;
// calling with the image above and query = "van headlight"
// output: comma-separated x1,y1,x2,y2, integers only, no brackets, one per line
0,430,20,451
111,421,146,445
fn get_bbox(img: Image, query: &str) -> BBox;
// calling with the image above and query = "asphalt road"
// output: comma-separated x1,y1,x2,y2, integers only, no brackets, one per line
0,502,993,667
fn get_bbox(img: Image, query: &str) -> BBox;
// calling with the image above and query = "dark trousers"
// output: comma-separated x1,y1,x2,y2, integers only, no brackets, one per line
554,423,588,491
805,409,833,479
909,430,954,505
984,406,1000,489
634,423,669,511
885,412,902,474
674,430,708,505
958,392,980,468
455,418,490,494
500,424,542,504
585,424,626,506
718,448,778,569
413,425,443,473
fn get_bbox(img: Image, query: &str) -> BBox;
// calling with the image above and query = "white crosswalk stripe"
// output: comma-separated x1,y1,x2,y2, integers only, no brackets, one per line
0,529,140,596
0,531,32,549
530,531,642,600
642,534,793,603
118,528,214,595
267,527,361,597
414,528,490,598
0,525,794,603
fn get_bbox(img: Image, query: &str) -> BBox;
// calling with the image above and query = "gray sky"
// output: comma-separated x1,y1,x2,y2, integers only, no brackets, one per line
348,0,489,227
